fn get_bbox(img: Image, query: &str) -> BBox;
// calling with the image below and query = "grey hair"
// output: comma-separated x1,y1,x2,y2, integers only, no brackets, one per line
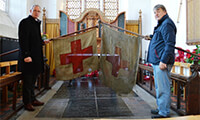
153,4,167,12
31,5,41,10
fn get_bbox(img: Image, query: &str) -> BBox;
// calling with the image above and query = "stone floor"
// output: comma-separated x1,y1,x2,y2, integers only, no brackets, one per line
14,77,179,120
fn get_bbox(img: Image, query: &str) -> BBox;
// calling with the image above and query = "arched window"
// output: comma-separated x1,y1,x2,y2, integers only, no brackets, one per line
0,0,6,11
66,0,118,20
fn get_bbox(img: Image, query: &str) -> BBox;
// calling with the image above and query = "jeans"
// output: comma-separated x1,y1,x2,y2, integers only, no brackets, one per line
153,65,172,117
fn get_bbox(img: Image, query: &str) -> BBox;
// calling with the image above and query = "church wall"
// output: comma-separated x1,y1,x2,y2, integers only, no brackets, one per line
6,0,196,60
119,0,152,60
8,0,27,27
8,0,60,26
119,0,128,14
27,0,34,16
7,0,60,34
32,0,66,19
122,0,196,60
56,0,66,17
33,0,57,19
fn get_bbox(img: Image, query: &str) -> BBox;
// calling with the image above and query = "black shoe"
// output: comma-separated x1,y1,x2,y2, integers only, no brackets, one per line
151,109,159,114
32,100,44,106
24,104,35,111
151,114,168,119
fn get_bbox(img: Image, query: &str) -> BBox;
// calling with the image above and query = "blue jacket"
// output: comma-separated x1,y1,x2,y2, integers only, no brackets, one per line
147,14,176,65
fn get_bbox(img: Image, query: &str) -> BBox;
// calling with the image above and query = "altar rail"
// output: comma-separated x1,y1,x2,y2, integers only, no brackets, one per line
0,49,50,120
137,55,200,115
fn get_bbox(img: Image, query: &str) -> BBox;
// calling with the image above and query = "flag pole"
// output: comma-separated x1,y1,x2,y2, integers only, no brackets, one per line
98,20,200,58
49,25,98,41
98,20,145,38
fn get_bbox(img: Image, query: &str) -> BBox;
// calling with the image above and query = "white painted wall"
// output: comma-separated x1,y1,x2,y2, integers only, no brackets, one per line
57,0,66,16
27,0,34,16
119,0,153,59
127,0,152,60
120,0,196,60
8,0,27,27
7,0,59,25
33,0,57,19
119,0,128,15
5,0,196,57
0,10,17,38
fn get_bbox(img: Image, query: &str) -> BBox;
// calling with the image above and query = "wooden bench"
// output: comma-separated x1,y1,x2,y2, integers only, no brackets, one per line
0,60,22,110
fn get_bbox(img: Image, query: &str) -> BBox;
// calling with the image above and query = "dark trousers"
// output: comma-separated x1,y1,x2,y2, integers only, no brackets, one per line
22,73,38,105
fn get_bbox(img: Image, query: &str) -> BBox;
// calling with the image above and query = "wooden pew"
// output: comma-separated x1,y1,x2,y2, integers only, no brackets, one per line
137,59,200,115
137,63,187,115
0,61,10,103
0,60,22,110
0,48,50,119
171,62,192,100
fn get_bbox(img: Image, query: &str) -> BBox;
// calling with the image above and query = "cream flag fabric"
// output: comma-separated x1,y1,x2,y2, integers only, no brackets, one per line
53,29,98,80
100,25,141,94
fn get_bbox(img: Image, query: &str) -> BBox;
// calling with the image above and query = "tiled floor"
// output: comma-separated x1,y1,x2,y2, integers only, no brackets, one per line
37,78,136,118
6,76,180,120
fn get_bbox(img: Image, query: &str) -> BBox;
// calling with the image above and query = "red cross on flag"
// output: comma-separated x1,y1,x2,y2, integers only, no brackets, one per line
53,28,98,80
100,25,141,94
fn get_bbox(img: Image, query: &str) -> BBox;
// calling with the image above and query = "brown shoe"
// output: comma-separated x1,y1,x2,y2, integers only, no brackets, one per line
32,99,44,106
24,104,35,111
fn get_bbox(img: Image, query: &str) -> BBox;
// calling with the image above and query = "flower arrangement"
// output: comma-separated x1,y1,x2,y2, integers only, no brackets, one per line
41,32,49,40
175,47,185,62
185,45,200,64
175,45,200,64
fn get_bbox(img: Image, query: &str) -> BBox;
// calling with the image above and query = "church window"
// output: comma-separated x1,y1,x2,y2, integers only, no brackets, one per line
85,0,100,10
103,0,119,20
66,0,82,19
0,0,6,11
66,0,118,20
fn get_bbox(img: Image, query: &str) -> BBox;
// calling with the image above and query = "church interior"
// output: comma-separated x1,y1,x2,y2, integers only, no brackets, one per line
0,0,200,120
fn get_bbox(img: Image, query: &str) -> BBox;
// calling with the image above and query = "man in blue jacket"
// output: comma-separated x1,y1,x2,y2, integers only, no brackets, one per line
145,4,176,118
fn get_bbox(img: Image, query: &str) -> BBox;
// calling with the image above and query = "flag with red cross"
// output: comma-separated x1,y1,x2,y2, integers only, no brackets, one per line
100,25,141,94
53,28,98,80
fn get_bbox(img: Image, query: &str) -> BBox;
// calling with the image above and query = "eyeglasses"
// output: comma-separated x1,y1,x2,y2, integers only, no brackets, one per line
33,10,41,13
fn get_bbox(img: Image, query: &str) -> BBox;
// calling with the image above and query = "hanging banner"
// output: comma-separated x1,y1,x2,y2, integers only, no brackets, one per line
100,25,141,94
53,29,98,80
